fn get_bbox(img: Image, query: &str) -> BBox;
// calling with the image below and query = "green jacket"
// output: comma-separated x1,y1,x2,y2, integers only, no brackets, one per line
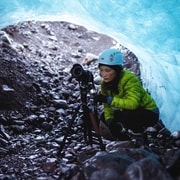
101,70,158,121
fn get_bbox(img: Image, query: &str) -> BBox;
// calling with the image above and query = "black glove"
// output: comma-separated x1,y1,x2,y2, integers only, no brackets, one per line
95,94,113,104
107,119,127,140
107,118,119,138
107,119,115,131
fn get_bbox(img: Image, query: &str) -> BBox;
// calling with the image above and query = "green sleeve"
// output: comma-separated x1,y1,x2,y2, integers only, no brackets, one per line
103,103,114,121
110,73,142,109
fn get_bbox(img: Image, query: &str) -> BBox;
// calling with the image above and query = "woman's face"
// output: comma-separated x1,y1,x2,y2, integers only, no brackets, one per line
99,65,117,83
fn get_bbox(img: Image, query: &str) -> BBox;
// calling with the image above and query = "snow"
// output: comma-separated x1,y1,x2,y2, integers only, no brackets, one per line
0,0,179,132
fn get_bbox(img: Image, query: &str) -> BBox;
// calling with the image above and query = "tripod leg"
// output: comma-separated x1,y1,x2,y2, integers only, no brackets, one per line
58,113,76,155
89,112,105,151
82,107,93,146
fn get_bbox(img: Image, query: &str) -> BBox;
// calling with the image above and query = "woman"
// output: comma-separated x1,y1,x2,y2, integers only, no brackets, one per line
95,48,170,140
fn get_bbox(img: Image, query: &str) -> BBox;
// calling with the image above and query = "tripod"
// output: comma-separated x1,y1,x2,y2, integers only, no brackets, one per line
58,64,105,154
78,78,105,150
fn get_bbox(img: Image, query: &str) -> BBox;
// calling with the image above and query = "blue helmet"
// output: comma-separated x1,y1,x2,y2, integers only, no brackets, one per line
98,48,124,66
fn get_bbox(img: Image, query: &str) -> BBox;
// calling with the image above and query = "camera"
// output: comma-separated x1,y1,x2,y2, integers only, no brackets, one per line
70,64,93,83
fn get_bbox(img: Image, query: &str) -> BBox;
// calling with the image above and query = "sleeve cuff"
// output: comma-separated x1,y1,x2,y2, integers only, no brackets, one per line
107,96,113,105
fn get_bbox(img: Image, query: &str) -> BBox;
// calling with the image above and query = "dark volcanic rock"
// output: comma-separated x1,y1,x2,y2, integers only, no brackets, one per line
0,21,118,111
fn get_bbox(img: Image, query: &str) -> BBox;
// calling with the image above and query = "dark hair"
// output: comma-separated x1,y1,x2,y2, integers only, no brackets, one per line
99,64,123,94
98,63,123,72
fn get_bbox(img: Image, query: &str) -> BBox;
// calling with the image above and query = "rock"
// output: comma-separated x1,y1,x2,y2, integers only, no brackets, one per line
83,53,98,65
83,151,134,178
124,157,173,180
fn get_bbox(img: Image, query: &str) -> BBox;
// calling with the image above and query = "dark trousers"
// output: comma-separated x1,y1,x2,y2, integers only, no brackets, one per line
101,108,159,133
113,108,159,132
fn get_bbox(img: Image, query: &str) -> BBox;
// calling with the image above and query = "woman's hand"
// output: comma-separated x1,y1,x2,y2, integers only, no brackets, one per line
95,94,113,104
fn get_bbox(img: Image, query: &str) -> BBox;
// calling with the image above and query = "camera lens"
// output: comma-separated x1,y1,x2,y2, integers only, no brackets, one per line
70,63,93,83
